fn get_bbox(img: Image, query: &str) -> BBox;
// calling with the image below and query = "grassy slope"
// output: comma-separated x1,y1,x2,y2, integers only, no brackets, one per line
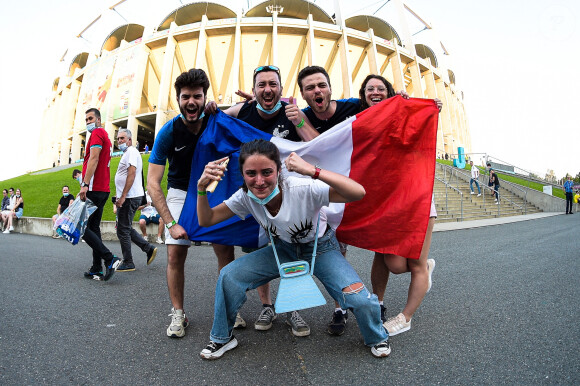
0,155,168,221
435,159,565,199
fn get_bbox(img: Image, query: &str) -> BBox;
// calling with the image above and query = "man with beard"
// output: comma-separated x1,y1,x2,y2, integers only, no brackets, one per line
205,65,316,337
147,69,210,338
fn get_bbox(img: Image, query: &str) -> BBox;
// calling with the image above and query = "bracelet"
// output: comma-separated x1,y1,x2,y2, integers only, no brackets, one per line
166,220,177,230
296,118,305,128
312,166,321,179
197,190,207,196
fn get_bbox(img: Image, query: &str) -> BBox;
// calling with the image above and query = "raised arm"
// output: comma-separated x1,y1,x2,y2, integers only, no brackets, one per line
285,96,319,141
196,157,236,227
284,152,365,203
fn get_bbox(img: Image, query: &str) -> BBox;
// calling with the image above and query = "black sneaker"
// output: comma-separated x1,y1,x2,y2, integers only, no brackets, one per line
380,304,387,323
200,336,238,360
102,256,121,281
371,340,391,357
83,268,103,280
327,310,348,336
146,246,158,265
117,261,136,272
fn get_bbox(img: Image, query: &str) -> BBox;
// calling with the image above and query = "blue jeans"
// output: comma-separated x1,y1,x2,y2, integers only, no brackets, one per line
470,178,480,193
210,228,388,346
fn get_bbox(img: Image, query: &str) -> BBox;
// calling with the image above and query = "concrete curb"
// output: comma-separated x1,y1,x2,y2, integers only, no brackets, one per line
433,212,563,232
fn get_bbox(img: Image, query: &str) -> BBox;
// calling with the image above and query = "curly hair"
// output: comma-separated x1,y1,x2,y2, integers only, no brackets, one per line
174,68,210,97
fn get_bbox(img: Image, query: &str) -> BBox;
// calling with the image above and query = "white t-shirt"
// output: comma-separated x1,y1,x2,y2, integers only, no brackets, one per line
471,167,479,179
115,146,144,198
224,177,330,244
140,192,158,217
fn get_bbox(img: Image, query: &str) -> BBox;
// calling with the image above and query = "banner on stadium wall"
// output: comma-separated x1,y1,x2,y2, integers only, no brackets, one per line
76,54,117,123
111,45,141,120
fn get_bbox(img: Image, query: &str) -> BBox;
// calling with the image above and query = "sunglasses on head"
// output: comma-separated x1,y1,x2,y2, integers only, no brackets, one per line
254,65,280,77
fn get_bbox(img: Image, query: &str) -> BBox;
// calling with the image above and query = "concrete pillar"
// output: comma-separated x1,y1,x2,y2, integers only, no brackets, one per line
155,22,178,137
230,13,242,103
194,15,208,68
366,28,379,74
408,58,423,97
393,0,416,55
271,10,278,66
435,79,453,155
307,14,316,65
336,2,353,98
390,42,405,92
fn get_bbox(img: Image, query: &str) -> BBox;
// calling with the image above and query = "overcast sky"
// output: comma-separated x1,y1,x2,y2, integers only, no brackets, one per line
0,0,578,181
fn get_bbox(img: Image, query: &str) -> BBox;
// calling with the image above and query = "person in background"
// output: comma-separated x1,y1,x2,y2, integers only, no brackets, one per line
2,188,23,234
139,190,165,244
52,185,74,238
114,128,158,272
469,160,481,196
563,175,574,214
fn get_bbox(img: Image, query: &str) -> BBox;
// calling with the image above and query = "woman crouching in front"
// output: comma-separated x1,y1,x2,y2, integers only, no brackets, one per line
196,139,390,359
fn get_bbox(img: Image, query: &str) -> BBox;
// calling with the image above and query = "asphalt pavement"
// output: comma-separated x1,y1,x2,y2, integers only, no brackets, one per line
0,214,578,385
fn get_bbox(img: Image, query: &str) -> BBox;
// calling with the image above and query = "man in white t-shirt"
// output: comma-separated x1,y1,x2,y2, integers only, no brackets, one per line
114,128,158,272
469,160,481,196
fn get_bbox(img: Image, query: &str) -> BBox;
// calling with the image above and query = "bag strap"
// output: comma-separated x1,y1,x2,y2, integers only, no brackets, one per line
264,208,321,277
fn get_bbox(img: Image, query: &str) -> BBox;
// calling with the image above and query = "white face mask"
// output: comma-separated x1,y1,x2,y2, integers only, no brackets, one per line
119,143,128,152
86,122,96,133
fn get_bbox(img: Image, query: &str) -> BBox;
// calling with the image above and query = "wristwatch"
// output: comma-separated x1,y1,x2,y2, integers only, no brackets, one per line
81,182,89,188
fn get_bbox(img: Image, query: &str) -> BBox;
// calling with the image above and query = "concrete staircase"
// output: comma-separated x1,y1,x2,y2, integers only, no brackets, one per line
433,168,542,223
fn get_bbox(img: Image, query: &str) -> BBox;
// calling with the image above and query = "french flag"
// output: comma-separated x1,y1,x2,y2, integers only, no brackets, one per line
179,96,438,259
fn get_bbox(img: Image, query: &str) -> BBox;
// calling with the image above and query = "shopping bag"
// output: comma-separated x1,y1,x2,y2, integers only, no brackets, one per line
53,197,97,245
274,260,326,313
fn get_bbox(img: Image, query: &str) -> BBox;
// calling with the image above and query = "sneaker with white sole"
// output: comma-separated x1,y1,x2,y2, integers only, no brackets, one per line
371,340,391,357
8,226,14,232
254,305,276,330
200,336,238,360
156,236,164,244
477,193,481,197
102,255,121,281
470,191,474,195
427,259,436,292
384,313,411,336
167,308,189,338
286,311,310,337
234,312,246,329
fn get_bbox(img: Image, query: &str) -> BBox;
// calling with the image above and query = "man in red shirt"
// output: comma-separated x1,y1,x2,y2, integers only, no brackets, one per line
80,108,120,281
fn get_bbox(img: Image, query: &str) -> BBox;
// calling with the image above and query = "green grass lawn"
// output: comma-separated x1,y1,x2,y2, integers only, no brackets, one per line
435,159,565,199
0,155,168,221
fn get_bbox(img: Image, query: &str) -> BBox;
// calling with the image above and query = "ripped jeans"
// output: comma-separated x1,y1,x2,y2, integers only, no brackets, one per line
209,228,388,346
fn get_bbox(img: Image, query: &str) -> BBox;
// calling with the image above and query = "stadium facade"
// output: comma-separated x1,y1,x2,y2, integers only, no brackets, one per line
39,0,471,169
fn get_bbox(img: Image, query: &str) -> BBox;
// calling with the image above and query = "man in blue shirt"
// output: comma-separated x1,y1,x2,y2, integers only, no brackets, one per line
564,175,574,214
147,68,210,338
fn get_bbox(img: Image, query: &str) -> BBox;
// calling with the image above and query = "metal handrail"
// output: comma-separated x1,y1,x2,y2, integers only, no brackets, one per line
437,163,525,216
434,176,463,221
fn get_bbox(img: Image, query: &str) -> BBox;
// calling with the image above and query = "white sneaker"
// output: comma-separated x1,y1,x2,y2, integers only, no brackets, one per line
470,191,474,195
167,308,189,338
234,312,246,329
2,229,9,234
384,313,411,336
156,236,164,244
371,341,391,357
427,259,436,292
477,193,481,197
496,201,499,205
200,336,238,360
8,226,14,231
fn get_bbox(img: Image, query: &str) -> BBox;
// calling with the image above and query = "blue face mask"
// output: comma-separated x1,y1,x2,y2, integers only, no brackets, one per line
247,184,280,205
86,122,96,133
256,100,282,115
63,193,69,197
119,143,128,152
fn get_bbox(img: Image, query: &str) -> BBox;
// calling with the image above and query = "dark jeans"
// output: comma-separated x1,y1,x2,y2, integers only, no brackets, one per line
117,197,152,264
83,191,113,270
566,192,573,213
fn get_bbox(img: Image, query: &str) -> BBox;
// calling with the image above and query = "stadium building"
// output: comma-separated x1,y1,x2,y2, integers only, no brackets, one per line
39,0,471,168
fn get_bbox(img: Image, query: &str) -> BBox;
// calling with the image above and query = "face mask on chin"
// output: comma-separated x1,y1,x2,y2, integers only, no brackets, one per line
256,100,282,115
119,143,128,152
63,193,69,197
86,122,96,133
246,184,280,206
